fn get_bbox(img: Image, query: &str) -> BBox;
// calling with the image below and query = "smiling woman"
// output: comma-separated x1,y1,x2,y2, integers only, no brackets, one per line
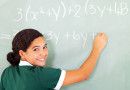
7,29,44,66
0,29,108,90
1,29,66,90
19,36,48,67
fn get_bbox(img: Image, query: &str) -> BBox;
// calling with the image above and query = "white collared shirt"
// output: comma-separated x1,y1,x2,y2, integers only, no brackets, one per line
19,60,33,66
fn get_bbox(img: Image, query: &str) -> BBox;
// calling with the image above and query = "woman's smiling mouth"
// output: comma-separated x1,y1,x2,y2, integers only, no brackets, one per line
36,58,46,61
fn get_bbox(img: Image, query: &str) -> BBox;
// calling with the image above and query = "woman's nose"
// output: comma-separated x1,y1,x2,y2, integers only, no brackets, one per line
40,49,48,56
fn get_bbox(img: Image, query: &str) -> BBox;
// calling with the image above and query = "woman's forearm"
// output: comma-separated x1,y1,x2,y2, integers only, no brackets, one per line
79,48,101,80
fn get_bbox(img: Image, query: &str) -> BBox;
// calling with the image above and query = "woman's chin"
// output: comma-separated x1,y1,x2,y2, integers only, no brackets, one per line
38,62,46,67
35,59,46,66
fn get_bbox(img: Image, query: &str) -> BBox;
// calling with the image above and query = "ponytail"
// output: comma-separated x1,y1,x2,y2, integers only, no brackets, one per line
7,52,20,66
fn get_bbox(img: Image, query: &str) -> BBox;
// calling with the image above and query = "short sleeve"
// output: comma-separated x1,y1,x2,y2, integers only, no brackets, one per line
36,67,66,90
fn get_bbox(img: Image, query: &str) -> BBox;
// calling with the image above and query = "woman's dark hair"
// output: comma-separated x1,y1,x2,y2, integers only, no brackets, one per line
7,29,43,66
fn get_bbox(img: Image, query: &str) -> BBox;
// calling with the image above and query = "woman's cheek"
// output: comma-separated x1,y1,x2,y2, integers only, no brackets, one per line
27,53,36,60
33,53,40,60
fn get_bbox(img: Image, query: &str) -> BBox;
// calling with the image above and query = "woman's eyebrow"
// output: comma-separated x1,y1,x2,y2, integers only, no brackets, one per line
32,46,40,49
44,43,47,46
32,43,47,49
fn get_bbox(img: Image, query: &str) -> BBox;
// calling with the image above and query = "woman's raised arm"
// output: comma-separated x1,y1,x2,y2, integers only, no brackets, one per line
63,33,108,86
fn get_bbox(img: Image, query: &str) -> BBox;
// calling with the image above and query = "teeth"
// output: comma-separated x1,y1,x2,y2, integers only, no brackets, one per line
36,58,45,61
40,59,44,61
38,59,45,61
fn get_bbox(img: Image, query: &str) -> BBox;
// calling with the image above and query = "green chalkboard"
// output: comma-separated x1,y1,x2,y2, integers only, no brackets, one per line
0,0,130,90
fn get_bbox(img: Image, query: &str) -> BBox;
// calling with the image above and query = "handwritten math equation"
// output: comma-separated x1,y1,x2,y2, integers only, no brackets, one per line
0,31,96,48
14,0,129,22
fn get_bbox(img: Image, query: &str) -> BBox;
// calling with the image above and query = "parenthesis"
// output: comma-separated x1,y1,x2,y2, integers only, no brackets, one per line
60,0,66,18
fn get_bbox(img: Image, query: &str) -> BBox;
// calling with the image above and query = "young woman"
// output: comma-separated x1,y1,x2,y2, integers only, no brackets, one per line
0,29,108,90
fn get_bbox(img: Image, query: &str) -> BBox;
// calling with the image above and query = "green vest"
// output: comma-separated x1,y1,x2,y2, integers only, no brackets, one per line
0,65,66,90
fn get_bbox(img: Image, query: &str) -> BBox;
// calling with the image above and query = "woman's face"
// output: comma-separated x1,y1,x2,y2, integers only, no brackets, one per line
20,36,48,66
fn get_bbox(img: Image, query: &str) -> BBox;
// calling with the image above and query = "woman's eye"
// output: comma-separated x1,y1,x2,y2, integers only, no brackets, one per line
33,48,39,51
43,46,47,49
43,44,47,49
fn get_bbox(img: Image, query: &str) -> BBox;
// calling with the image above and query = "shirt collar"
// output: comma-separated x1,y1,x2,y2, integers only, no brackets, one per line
19,60,33,66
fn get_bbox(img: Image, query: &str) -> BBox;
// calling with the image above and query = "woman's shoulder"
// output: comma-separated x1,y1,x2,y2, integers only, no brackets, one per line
1,66,12,80
1,66,14,75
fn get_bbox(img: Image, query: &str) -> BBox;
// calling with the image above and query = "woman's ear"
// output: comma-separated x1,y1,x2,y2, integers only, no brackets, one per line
19,50,26,60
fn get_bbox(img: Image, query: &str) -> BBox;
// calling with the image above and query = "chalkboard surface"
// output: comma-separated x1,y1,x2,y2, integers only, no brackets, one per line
0,0,130,90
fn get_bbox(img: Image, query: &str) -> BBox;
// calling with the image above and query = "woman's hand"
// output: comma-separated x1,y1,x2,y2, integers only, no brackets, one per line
93,32,108,53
